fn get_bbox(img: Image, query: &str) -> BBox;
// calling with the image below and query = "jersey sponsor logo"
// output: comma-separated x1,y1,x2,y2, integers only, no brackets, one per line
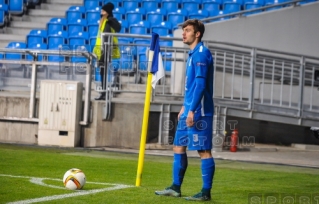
196,62,206,66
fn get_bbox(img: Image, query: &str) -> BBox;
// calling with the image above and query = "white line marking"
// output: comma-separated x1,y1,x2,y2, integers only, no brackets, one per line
0,174,134,204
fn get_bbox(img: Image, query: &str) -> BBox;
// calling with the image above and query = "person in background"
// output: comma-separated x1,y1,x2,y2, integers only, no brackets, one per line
155,19,215,201
93,2,121,100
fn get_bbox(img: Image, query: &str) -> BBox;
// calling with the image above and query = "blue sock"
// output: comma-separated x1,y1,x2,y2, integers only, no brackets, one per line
201,157,215,192
172,153,188,188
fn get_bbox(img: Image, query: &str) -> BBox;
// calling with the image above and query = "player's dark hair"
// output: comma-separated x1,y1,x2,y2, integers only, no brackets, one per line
182,19,205,41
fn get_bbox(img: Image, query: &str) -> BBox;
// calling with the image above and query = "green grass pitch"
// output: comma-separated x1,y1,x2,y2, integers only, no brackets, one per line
0,143,318,204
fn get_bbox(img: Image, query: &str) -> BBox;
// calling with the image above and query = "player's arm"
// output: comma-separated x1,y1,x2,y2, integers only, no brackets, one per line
178,106,185,121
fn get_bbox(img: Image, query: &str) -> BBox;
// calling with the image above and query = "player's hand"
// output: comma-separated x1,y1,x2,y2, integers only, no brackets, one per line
186,111,195,127
178,106,185,121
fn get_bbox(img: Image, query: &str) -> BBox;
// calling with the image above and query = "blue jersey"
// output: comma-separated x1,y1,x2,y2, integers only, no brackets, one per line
183,42,214,117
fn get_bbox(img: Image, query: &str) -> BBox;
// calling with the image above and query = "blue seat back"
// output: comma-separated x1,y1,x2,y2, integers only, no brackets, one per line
5,42,27,60
68,19,87,35
26,43,47,61
8,0,24,14
123,0,140,12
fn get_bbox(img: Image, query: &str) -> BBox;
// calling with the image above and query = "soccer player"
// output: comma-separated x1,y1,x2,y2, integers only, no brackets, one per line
155,19,215,201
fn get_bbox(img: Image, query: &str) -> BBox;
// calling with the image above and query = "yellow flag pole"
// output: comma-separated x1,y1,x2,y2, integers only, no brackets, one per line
136,49,154,187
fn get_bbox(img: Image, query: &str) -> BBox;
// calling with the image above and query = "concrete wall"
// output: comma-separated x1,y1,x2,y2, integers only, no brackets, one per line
0,97,38,144
174,2,319,58
204,2,319,57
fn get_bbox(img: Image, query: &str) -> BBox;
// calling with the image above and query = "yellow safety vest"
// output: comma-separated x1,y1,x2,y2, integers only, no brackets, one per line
93,19,120,60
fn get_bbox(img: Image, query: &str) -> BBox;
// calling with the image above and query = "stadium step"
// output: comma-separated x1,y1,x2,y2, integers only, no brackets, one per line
9,21,46,29
0,34,25,42
5,27,32,35
45,0,83,5
27,9,65,17
40,3,78,10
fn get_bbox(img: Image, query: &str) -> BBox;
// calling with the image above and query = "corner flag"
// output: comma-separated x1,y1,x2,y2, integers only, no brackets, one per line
136,32,164,187
149,33,165,89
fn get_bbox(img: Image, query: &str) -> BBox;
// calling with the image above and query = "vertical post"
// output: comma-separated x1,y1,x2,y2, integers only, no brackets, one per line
249,48,256,110
80,55,92,125
298,56,305,117
29,55,37,118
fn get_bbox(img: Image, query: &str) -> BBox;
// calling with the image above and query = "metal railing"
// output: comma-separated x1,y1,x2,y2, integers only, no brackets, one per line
0,33,318,126
0,48,95,125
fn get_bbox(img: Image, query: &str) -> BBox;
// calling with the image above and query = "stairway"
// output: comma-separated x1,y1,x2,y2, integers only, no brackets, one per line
0,0,83,48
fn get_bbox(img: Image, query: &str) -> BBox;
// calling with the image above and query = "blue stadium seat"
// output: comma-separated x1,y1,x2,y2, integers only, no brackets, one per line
118,20,128,33
151,21,172,36
244,4,263,15
265,0,289,10
138,53,148,71
104,0,121,7
68,19,87,35
66,6,86,21
47,45,69,62
86,8,101,24
27,29,47,46
202,1,221,16
182,1,201,13
8,0,25,15
167,9,187,28
69,32,89,47
88,20,99,37
123,0,141,12
89,37,96,51
299,0,317,4
223,3,241,14
119,51,134,71
161,0,180,13
146,9,166,25
0,5,8,28
244,0,265,6
141,0,160,11
5,42,27,60
188,9,209,19
113,7,126,20
133,38,151,56
84,0,100,10
130,21,149,35
26,43,47,61
126,8,146,25
162,52,172,71
47,18,67,35
48,31,68,49
70,45,90,63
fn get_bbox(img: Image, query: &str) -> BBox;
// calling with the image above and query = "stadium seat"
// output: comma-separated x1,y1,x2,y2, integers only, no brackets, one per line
151,21,172,36
0,5,8,28
123,0,141,12
47,45,69,62
88,20,99,37
89,37,96,51
182,1,201,13
167,9,187,28
48,31,68,49
299,0,317,4
130,21,149,35
84,0,100,10
133,38,151,56
105,0,122,7
146,9,166,25
27,29,47,46
86,8,101,24
69,32,89,48
188,9,209,19
202,1,221,16
26,43,47,61
138,53,148,71
244,4,263,15
126,8,146,25
5,42,27,60
118,20,128,33
8,0,25,15
113,7,126,20
66,6,86,21
244,0,265,6
70,45,90,63
161,0,180,13
68,19,87,36
47,18,67,35
162,52,172,71
141,0,160,11
223,3,241,14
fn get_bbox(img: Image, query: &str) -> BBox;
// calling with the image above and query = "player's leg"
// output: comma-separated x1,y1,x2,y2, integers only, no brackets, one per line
155,118,188,197
185,116,215,201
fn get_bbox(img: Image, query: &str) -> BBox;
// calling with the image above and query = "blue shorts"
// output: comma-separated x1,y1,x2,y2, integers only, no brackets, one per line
173,116,213,151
